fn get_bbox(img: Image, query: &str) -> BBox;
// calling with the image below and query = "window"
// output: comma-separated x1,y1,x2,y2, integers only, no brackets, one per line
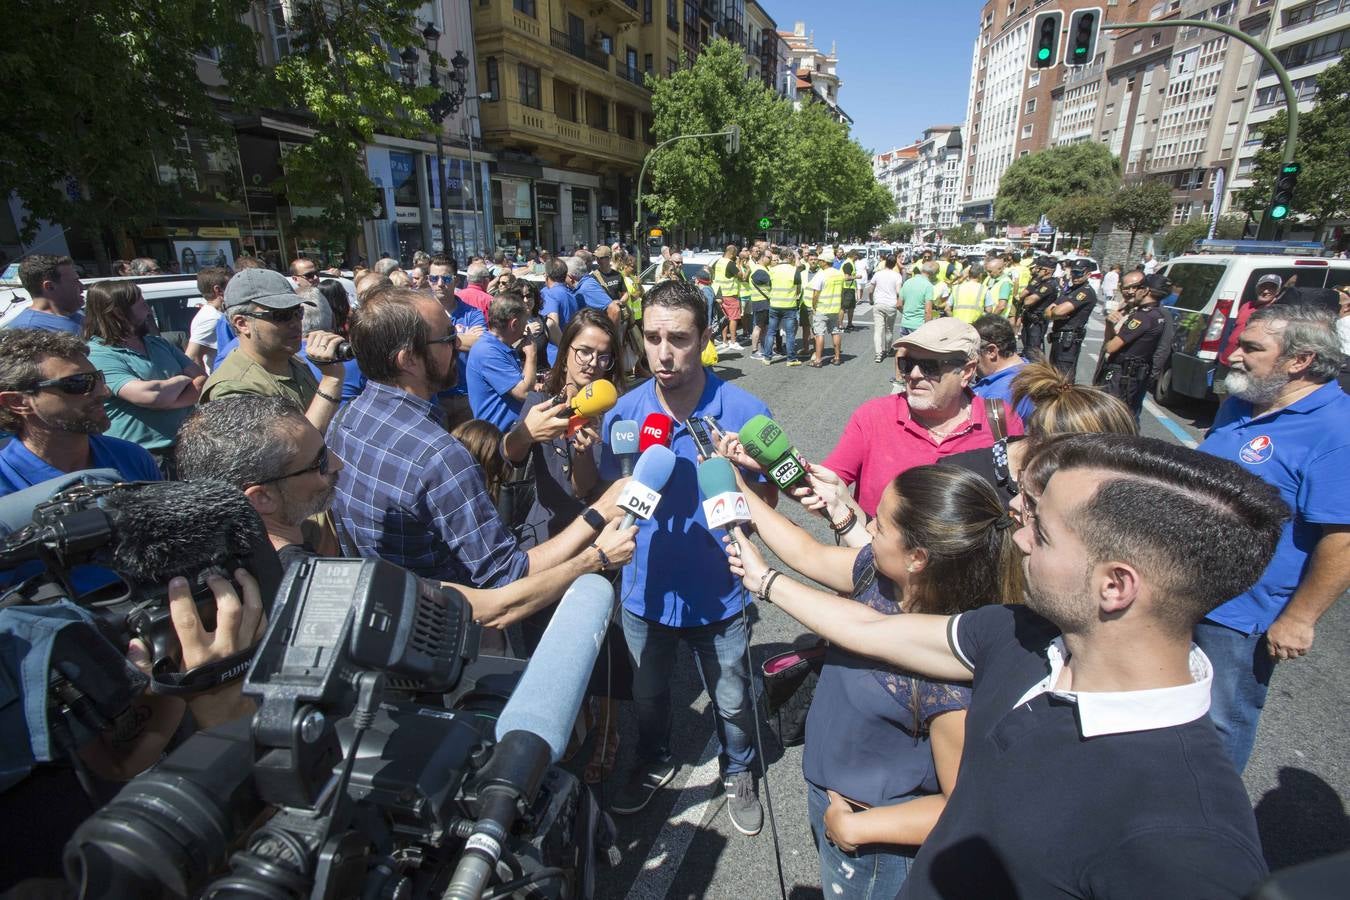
617,104,636,139
1166,262,1226,312
1021,123,1034,138
667,58,677,76
1025,98,1036,113
267,0,293,59
587,92,609,130
486,57,500,100
1172,202,1191,224
1132,40,1143,54
1265,26,1350,75
1151,33,1161,47
644,53,653,73
669,0,679,30
644,0,653,24
512,0,536,15
1028,71,1040,87
518,64,541,109
554,80,578,121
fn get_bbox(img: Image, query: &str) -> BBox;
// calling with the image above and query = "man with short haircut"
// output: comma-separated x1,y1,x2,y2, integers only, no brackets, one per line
899,261,937,337
1197,304,1350,772
373,257,401,278
970,314,1033,420
200,268,347,434
186,266,231,371
980,256,1013,317
5,254,85,333
0,330,159,495
840,248,861,331
869,255,903,364
541,258,580,366
807,250,846,367
574,245,624,325
1045,261,1097,382
821,317,1018,517
289,257,320,292
1018,255,1059,357
466,290,536,431
1097,271,1168,421
756,434,1285,899
426,254,484,429
453,262,492,317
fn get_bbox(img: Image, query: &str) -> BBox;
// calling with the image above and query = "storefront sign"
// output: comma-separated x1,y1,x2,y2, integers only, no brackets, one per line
537,196,558,214
142,226,194,238
572,197,590,215
498,177,533,220
394,207,421,223
197,226,241,239
173,240,236,272
503,217,532,226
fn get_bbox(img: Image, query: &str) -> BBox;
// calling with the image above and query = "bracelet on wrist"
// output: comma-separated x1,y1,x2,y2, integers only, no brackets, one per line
761,571,781,604
590,542,612,571
315,387,341,403
830,508,858,535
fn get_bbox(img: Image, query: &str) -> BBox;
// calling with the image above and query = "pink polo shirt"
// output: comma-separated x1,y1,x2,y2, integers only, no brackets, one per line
821,393,1022,517
456,283,494,316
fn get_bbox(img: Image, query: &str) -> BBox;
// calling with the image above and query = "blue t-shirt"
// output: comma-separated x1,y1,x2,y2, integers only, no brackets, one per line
214,315,238,363
441,301,487,399
539,284,579,366
598,372,772,627
1199,382,1350,634
465,331,524,431
3,308,84,333
300,347,366,401
574,274,614,313
971,359,1034,421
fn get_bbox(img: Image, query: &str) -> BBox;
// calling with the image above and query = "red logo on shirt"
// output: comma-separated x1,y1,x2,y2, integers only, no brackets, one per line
1239,435,1274,464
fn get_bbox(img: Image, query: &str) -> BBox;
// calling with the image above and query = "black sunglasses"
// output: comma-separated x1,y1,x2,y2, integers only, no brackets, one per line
247,444,330,488
237,306,303,324
901,356,963,380
27,371,105,396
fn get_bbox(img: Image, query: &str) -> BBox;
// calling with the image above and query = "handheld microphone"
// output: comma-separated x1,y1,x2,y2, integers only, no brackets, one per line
609,418,640,477
696,457,752,535
638,412,674,452
566,378,618,438
739,414,809,492
617,444,677,529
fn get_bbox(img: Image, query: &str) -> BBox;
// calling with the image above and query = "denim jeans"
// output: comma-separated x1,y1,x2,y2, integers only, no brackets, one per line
622,608,755,775
764,307,798,361
1193,619,1275,773
806,782,914,900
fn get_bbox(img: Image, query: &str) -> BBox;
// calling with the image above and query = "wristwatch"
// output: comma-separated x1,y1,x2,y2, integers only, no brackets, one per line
582,507,606,531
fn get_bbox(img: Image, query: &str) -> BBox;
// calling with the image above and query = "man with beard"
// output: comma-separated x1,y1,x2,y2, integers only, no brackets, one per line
429,254,485,429
0,329,160,494
82,280,205,473
1196,304,1350,772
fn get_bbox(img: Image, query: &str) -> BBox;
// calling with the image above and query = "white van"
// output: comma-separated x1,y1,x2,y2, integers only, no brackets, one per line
1155,244,1350,404
0,272,206,348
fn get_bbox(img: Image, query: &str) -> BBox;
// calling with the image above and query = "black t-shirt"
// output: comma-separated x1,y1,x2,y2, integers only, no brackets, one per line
596,269,624,301
1053,283,1096,332
1112,305,1167,362
899,605,1268,900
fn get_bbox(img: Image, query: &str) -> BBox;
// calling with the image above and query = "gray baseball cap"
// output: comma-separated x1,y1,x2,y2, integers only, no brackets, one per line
223,268,301,310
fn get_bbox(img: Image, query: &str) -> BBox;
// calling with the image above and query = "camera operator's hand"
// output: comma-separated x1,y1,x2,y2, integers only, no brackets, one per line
588,519,638,571
167,568,266,729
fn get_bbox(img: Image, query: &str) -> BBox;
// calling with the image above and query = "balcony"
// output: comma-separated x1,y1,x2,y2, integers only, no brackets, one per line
617,62,648,89
480,99,645,166
592,0,641,24
551,29,609,71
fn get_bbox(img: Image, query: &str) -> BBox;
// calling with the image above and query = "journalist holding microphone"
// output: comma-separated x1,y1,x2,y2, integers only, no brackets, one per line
724,461,1021,897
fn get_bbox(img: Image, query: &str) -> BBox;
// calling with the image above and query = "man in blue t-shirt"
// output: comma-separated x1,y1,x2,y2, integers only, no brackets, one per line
970,314,1034,421
540,257,579,366
598,279,775,836
1196,305,1350,772
466,290,537,432
2,254,86,334
428,255,485,430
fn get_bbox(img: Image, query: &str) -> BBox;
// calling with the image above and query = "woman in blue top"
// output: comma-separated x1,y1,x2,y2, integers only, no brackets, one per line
727,464,1023,899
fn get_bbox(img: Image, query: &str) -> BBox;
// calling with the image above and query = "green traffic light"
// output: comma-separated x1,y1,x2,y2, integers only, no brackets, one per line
1074,46,1087,55
1038,47,1051,60
1270,204,1289,220
758,217,772,229
1281,164,1299,174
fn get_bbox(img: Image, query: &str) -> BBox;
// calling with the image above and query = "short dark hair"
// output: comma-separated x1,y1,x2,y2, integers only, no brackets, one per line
642,278,708,334
18,254,74,296
1021,434,1289,633
428,255,453,269
546,258,568,282
349,288,433,383
488,289,526,329
0,329,89,432
81,279,142,344
973,314,1018,357
177,396,306,489
196,266,231,299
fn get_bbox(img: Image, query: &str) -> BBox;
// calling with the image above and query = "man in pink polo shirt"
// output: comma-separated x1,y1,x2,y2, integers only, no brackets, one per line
455,262,495,316
821,318,1022,516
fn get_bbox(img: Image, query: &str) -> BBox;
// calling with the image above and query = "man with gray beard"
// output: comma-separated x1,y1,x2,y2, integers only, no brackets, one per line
1197,304,1350,772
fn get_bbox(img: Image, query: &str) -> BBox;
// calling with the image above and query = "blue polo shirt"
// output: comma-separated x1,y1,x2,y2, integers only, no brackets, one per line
214,315,238,363
540,284,579,366
574,274,614,313
1199,382,1350,634
3,309,84,334
465,331,524,431
972,359,1034,421
598,371,772,627
441,301,486,399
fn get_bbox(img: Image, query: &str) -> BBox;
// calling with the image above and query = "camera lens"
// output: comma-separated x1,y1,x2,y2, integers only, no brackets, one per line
334,341,355,362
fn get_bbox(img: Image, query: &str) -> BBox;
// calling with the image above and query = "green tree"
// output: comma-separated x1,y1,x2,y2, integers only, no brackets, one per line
1048,194,1110,246
877,221,915,243
645,39,783,237
1161,214,1247,256
943,224,982,245
0,0,261,271
994,144,1121,226
1110,180,1172,261
771,102,885,240
1237,55,1350,233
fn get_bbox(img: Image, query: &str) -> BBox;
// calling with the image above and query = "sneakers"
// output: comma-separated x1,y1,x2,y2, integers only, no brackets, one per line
611,756,678,815
725,340,744,351
786,359,802,367
750,350,765,361
725,771,763,836
874,353,884,363
761,355,773,365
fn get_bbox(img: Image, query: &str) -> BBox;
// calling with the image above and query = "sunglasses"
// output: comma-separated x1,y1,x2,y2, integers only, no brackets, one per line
247,444,330,488
237,306,303,324
901,356,963,380
27,370,105,396
298,271,319,281
427,274,453,284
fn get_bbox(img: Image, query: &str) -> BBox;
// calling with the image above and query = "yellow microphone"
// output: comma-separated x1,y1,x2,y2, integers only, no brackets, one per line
567,379,618,437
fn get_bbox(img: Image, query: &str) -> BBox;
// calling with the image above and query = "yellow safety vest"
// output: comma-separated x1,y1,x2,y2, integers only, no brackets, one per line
951,280,986,324
711,256,738,299
743,262,769,305
983,274,1014,318
738,263,753,302
936,260,964,284
768,264,801,309
623,273,642,320
813,266,845,314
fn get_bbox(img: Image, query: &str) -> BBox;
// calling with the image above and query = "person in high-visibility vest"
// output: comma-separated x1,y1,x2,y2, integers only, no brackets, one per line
950,264,987,324
808,248,846,367
710,243,742,350
840,249,861,331
763,250,803,366
937,249,965,285
982,257,1015,318
737,248,755,348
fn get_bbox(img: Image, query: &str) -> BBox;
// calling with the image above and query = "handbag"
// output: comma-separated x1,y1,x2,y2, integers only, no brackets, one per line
759,641,827,747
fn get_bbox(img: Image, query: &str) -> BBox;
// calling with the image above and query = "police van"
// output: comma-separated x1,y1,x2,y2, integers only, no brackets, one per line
1153,241,1350,405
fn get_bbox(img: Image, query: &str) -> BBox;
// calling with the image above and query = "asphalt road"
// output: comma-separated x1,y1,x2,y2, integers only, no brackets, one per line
583,302,1349,899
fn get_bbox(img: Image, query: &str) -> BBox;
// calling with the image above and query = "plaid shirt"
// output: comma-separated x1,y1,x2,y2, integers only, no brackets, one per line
328,379,529,588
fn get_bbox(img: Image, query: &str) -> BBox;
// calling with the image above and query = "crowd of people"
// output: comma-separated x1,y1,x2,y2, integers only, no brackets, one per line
0,235,1347,899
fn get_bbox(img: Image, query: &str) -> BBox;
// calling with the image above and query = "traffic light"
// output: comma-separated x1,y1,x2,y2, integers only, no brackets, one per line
1268,162,1299,221
758,216,774,230
1030,11,1062,70
1064,8,1101,66
725,124,741,154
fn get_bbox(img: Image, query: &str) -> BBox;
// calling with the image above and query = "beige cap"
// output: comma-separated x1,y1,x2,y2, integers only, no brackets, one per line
594,245,612,258
820,248,836,262
892,317,980,356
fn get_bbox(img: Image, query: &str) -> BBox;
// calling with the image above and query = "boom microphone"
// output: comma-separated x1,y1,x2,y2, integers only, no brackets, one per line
610,418,640,477
567,378,618,437
638,412,674,452
618,444,677,529
739,414,809,491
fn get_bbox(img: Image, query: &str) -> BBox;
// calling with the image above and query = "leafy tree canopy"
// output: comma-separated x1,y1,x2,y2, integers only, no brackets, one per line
1048,194,1111,240
994,143,1120,226
877,221,915,243
1110,179,1173,259
1162,214,1247,256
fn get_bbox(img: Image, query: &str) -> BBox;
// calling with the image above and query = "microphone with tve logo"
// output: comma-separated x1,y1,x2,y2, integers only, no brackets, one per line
609,419,640,477
617,444,677,529
638,412,674,452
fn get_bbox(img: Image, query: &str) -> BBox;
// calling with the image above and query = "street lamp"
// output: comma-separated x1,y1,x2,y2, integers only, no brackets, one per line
402,23,469,257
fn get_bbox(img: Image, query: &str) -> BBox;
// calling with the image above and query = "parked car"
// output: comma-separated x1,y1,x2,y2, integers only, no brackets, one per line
0,272,204,348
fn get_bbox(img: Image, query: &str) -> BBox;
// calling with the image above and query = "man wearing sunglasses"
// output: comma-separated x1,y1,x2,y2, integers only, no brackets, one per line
200,268,348,433
0,330,160,495
429,254,485,430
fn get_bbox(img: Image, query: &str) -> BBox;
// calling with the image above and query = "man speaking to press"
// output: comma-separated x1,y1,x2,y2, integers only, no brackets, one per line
597,280,776,835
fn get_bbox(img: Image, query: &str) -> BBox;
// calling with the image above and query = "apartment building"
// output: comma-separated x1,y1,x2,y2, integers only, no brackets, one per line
781,21,850,123
873,128,964,233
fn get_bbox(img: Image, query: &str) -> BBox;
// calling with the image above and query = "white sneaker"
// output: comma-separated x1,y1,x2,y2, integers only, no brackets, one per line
727,341,744,350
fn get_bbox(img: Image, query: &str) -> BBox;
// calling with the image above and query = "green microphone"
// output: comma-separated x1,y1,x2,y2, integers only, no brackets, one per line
739,415,808,491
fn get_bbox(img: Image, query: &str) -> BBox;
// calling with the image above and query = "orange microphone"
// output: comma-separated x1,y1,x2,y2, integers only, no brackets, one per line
566,379,618,437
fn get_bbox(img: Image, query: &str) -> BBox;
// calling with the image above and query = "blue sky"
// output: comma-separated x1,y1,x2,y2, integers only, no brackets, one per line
766,0,986,154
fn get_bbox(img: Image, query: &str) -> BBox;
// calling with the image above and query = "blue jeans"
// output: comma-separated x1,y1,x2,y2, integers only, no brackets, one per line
806,782,914,899
764,307,798,360
1193,619,1274,773
622,609,755,775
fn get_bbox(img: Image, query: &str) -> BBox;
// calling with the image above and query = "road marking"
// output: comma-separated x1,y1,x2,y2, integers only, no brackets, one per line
624,733,723,900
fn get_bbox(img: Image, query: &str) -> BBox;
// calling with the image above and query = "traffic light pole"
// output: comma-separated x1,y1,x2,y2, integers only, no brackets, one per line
633,127,741,251
1103,19,1299,238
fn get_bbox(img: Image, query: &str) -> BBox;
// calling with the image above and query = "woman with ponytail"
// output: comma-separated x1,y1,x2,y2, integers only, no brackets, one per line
725,465,1023,897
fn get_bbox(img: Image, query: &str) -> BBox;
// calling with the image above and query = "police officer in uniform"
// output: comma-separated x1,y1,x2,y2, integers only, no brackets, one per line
1045,259,1097,382
1096,272,1170,421
1018,255,1059,359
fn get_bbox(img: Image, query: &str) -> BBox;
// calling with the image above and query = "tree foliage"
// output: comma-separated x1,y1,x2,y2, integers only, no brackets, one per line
877,221,915,243
1236,55,1350,231
1110,180,1172,259
1162,214,1247,256
943,224,982,245
1048,195,1110,242
994,144,1121,226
